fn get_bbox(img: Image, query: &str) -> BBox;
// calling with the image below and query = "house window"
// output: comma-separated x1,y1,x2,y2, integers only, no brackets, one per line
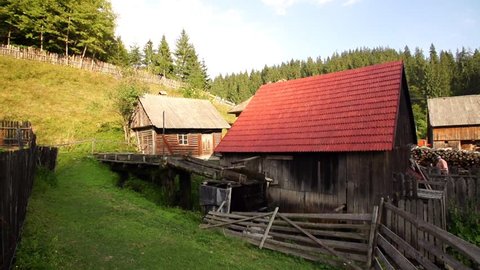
178,134,188,145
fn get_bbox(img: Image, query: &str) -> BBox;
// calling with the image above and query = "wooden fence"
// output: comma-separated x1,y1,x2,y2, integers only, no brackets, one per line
398,170,480,213
0,45,183,89
0,120,58,270
0,120,33,149
375,200,480,270
0,140,37,270
202,199,480,270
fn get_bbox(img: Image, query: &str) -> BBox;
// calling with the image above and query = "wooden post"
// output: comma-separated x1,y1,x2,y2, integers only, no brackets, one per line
366,205,379,268
178,170,191,209
259,207,279,249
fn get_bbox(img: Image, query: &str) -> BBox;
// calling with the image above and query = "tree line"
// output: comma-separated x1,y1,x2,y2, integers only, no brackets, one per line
0,0,117,62
210,45,480,138
0,1,210,92
126,30,210,92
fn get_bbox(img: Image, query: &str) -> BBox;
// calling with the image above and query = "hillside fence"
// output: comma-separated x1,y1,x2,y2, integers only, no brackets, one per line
0,45,183,89
0,121,33,149
398,169,480,213
0,121,58,270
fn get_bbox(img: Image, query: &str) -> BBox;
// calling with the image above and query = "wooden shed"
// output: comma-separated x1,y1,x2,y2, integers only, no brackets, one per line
131,94,230,158
228,97,253,117
427,94,480,151
215,61,417,213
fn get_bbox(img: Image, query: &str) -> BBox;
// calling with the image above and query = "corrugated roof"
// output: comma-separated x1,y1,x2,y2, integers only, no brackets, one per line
427,95,480,127
228,97,253,114
215,61,405,153
139,94,230,129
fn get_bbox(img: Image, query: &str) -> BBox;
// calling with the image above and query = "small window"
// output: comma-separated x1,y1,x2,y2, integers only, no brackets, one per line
178,134,188,145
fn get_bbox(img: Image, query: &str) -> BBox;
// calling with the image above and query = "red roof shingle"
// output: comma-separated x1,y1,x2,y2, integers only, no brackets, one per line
215,61,405,153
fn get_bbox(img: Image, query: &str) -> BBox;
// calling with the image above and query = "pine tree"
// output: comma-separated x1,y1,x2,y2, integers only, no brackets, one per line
155,34,174,77
174,29,194,81
173,29,207,90
128,44,142,66
143,39,155,72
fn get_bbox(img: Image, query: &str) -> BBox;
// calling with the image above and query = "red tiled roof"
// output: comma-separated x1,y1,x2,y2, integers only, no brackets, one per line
215,61,405,153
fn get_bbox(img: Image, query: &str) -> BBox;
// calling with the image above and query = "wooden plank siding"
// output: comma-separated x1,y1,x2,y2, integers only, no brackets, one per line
221,150,408,213
433,126,480,141
131,103,153,129
154,131,223,157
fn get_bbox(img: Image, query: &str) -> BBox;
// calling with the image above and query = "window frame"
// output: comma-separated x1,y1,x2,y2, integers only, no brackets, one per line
178,134,188,145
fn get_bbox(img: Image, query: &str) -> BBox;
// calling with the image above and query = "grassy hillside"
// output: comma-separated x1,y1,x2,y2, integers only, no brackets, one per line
0,55,234,145
15,154,328,269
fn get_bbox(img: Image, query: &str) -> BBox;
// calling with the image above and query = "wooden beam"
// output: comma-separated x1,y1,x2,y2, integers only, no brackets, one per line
277,213,362,270
200,211,273,229
259,207,278,249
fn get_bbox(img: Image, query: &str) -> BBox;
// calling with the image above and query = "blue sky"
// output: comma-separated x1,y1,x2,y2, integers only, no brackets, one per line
110,0,479,77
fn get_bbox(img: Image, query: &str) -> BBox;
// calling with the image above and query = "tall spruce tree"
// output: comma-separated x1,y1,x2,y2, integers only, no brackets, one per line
143,39,155,71
155,34,174,77
173,29,207,89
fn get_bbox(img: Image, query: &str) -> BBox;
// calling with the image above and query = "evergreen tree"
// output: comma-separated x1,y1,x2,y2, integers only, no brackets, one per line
155,34,174,77
107,36,129,66
128,44,142,66
143,39,155,71
174,29,194,81
173,29,207,90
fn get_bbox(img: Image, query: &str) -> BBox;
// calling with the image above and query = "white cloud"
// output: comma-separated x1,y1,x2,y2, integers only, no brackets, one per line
342,0,361,6
110,0,285,76
261,0,358,15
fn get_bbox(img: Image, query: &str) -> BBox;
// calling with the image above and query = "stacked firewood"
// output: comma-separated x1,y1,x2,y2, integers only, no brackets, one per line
411,147,480,169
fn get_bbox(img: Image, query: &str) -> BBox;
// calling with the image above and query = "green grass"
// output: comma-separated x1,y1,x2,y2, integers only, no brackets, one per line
0,56,172,145
1,55,321,269
15,153,332,269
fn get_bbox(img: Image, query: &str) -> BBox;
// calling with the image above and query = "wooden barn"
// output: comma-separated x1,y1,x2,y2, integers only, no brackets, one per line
215,61,417,213
427,94,480,151
131,94,230,158
228,97,253,117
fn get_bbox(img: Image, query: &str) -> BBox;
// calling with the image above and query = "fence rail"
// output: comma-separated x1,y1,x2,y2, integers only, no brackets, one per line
375,201,480,270
0,45,183,89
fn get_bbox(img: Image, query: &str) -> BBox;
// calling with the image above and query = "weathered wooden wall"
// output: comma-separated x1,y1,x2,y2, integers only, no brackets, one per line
136,129,155,154
131,104,153,129
155,131,222,157
433,126,480,141
221,152,402,213
432,126,480,150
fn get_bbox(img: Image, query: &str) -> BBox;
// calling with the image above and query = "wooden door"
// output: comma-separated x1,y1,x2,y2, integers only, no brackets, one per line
201,134,213,155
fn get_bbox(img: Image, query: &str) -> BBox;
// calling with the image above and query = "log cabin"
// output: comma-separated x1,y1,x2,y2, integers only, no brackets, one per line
131,94,230,158
427,94,480,151
215,61,417,213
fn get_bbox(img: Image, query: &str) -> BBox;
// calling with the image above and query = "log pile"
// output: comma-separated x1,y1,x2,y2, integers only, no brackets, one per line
201,209,378,269
411,147,480,170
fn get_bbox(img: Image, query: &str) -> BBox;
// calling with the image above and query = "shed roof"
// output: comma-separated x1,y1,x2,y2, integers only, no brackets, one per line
215,61,407,153
228,97,253,115
427,95,480,127
139,94,230,129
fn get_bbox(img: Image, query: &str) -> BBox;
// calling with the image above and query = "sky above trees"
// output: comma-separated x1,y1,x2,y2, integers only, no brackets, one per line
110,0,480,76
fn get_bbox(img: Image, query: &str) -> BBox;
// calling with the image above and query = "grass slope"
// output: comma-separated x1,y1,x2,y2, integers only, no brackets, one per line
15,154,329,269
0,55,235,145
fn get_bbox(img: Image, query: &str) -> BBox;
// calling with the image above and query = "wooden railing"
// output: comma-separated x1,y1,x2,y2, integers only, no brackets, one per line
374,201,480,270
0,45,183,89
